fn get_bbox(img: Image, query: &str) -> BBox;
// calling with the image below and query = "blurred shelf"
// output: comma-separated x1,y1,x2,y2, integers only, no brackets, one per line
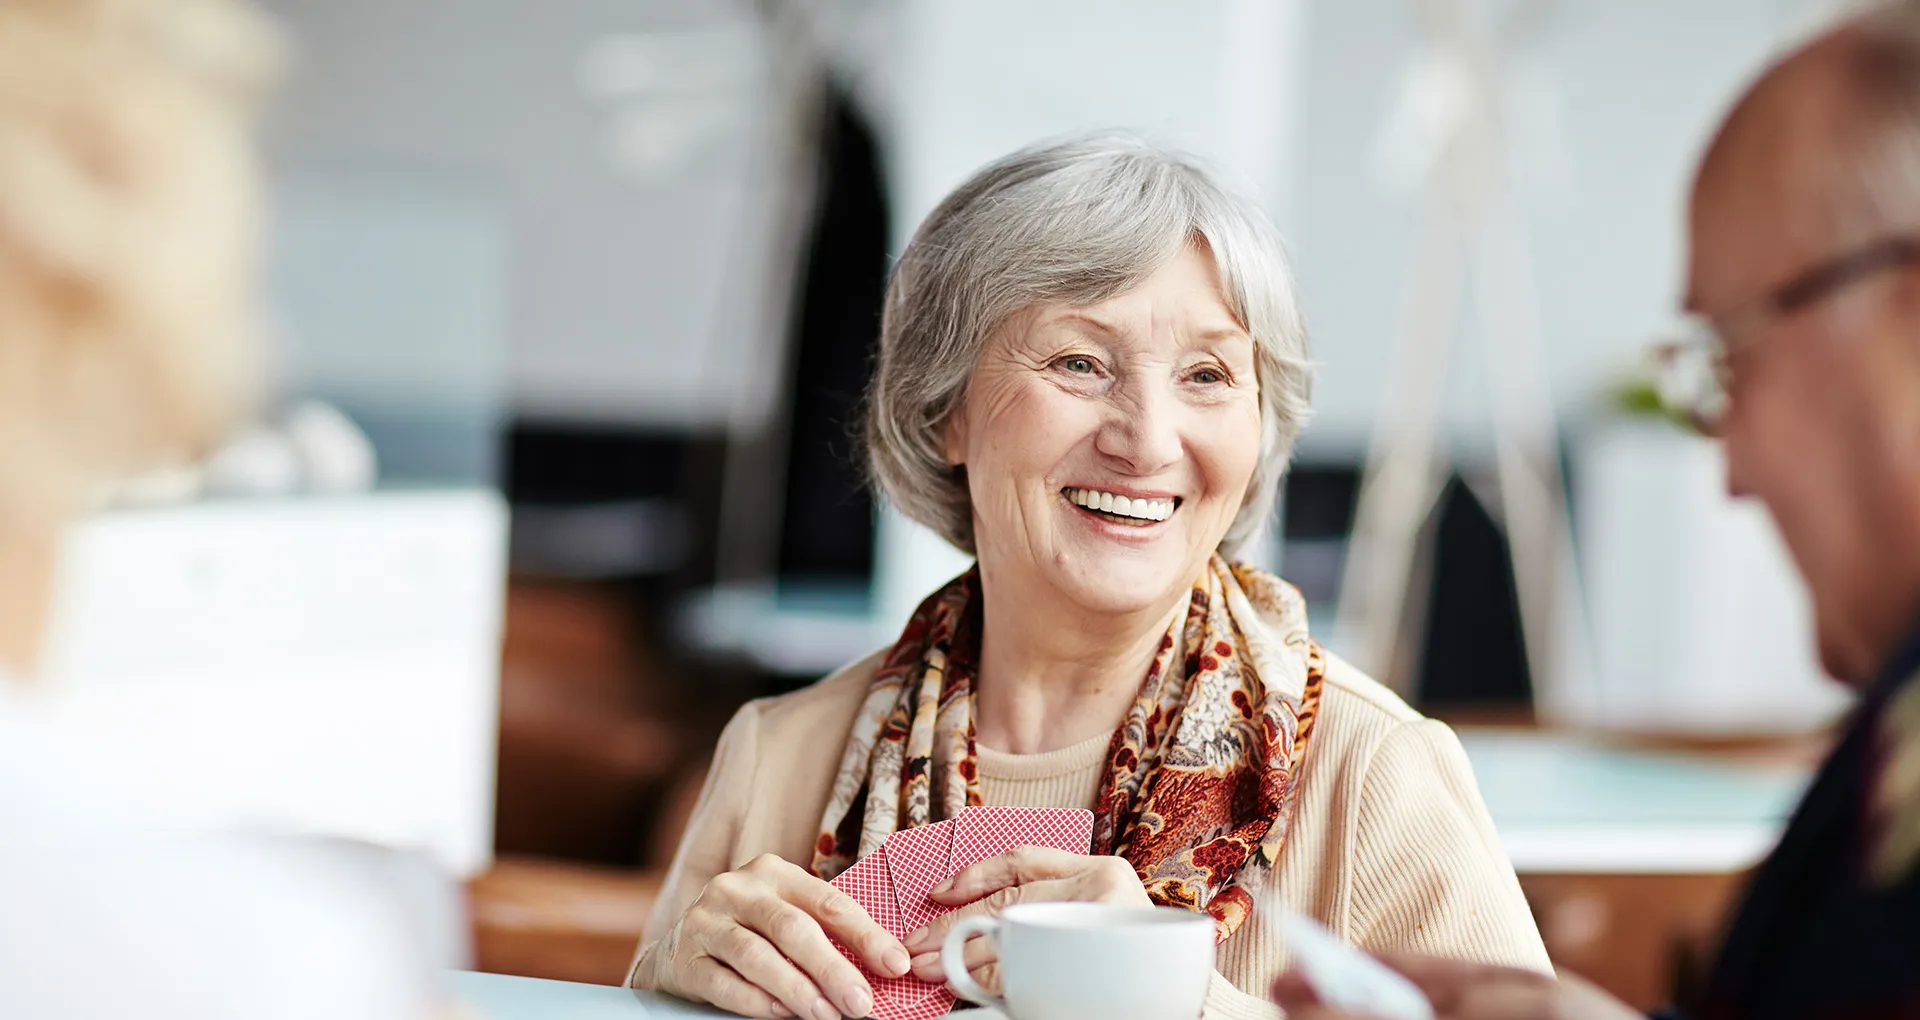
509,498,688,579
677,580,882,677
1460,729,1811,874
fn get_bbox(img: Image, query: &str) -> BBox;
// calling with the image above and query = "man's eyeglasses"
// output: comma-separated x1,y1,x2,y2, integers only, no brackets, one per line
1649,236,1920,435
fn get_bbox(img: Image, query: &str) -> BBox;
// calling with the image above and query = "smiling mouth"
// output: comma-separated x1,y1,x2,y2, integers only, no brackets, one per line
1062,487,1180,526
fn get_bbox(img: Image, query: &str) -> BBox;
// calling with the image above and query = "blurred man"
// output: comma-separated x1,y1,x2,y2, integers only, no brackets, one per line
1277,3,1920,1019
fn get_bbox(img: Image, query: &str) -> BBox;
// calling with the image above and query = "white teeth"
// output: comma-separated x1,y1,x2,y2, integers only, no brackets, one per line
1065,488,1176,522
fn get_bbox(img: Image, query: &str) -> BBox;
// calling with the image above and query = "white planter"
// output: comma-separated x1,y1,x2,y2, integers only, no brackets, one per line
1564,420,1849,734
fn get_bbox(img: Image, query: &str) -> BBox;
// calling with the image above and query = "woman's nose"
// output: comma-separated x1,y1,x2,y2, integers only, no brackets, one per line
1094,383,1182,473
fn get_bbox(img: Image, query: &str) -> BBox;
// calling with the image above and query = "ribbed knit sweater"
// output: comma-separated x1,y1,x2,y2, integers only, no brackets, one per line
629,650,1550,1019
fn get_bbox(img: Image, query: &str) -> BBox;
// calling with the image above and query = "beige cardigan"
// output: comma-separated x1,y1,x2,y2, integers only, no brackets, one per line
629,649,1549,1019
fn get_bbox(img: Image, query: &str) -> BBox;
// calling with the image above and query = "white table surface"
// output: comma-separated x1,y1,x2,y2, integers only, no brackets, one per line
455,970,706,1018
454,972,1002,1020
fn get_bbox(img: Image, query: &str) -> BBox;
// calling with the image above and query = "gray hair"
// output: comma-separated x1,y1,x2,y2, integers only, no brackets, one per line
863,133,1312,556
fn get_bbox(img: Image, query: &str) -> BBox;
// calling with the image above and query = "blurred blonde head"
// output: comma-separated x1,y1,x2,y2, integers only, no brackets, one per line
0,0,278,524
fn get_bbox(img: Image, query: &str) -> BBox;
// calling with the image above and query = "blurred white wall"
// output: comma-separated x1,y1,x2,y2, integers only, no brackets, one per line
259,0,794,428
1296,0,1837,456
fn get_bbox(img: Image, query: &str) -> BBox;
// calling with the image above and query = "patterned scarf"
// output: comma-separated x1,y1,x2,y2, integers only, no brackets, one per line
811,553,1327,942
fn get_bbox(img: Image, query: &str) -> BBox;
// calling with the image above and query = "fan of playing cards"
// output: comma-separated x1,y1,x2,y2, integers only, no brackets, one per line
828,806,1095,1020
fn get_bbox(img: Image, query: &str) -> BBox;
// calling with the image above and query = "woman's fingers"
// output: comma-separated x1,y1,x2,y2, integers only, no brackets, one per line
906,929,999,988
737,894,876,1019
929,845,1078,904
683,955,792,1019
904,877,1072,953
779,863,912,980
701,921,843,1020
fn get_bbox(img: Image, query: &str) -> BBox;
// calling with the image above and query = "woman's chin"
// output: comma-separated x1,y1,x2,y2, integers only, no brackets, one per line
1038,553,1196,619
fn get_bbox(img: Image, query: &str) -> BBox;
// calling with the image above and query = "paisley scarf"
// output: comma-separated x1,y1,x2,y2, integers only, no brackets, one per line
811,554,1327,942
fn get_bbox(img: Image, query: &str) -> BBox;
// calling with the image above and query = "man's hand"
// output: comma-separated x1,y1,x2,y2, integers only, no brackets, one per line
1274,953,1643,1020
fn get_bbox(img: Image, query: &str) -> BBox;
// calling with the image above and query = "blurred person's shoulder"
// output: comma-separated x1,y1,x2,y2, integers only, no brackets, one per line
0,686,436,1020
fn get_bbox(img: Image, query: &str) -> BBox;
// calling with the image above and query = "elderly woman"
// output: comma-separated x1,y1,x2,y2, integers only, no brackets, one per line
629,136,1547,1020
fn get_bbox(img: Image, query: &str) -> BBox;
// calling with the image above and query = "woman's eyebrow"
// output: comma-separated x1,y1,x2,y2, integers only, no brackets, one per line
1192,325,1252,345
1047,311,1124,337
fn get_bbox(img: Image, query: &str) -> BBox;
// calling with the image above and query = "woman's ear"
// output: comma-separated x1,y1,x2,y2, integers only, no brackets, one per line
941,405,968,467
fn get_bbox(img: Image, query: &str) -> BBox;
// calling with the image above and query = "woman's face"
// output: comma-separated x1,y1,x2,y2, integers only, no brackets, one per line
945,243,1264,617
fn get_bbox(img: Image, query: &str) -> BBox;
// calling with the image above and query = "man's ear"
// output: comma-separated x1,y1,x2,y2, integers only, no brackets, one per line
941,403,968,467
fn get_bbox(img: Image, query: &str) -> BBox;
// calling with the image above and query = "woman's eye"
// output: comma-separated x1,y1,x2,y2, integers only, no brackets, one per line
1190,367,1225,384
1059,356,1096,374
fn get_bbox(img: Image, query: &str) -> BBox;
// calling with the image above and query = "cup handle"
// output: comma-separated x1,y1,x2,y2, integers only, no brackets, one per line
941,915,1005,1011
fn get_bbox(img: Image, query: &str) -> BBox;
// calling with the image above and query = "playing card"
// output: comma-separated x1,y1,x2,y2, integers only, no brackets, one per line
875,821,960,1018
867,985,956,1020
884,820,956,931
829,844,903,936
828,845,955,1020
950,806,1095,874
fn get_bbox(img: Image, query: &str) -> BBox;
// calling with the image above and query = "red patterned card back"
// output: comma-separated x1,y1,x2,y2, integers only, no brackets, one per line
950,806,1095,874
829,846,902,936
884,820,955,932
827,846,954,1018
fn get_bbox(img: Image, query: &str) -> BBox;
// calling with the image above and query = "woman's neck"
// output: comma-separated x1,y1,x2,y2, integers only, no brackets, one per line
971,565,1188,755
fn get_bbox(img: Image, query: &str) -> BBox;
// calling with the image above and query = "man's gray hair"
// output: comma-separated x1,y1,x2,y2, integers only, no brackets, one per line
863,133,1312,556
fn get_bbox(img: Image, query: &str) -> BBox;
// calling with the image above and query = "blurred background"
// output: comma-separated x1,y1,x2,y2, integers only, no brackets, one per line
35,0,1866,1010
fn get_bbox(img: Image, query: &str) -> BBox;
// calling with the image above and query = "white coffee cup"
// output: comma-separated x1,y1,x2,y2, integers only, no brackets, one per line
940,902,1213,1020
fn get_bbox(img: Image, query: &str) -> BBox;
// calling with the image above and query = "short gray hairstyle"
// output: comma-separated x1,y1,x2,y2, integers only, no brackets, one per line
863,133,1313,556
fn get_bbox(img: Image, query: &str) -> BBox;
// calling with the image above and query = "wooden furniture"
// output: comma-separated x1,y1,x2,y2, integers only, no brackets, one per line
469,857,663,987
475,580,723,985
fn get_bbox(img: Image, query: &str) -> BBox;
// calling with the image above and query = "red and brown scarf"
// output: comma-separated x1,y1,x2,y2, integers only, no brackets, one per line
811,554,1326,942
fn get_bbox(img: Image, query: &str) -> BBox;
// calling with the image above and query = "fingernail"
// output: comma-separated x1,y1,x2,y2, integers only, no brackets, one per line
844,986,872,1018
885,947,912,976
812,995,840,1020
911,951,945,982
770,1003,792,1018
904,927,928,950
930,879,952,896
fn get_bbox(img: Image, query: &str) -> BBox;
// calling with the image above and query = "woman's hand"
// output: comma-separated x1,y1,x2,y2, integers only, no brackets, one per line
899,846,1151,991
1272,953,1641,1020
646,853,911,1020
